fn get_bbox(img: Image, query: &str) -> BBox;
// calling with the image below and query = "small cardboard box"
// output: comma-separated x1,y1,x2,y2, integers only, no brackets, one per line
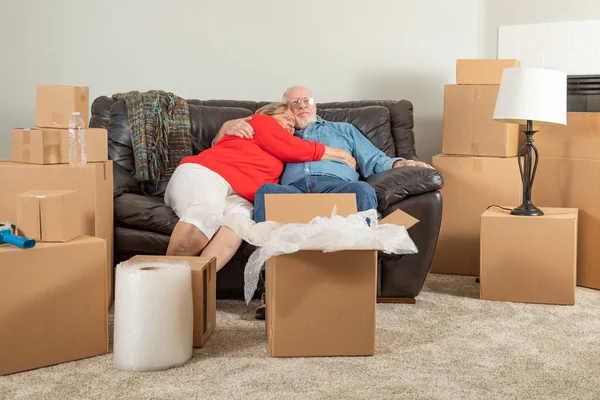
443,84,521,157
36,85,89,128
264,194,418,357
0,161,114,306
130,255,217,348
533,113,600,161
456,59,520,85
480,207,578,305
12,127,108,164
533,156,600,290
16,190,81,242
431,154,522,276
0,236,108,375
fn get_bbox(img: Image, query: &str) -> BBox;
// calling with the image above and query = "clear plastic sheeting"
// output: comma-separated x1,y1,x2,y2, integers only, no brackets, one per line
113,259,194,372
215,207,418,304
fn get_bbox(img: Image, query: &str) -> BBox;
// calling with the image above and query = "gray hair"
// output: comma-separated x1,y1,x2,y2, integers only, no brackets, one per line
282,85,313,102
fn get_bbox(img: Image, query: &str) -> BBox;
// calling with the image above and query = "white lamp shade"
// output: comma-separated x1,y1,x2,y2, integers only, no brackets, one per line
493,67,567,126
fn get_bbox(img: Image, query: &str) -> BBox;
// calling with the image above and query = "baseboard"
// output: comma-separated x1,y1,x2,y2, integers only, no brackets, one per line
377,297,416,304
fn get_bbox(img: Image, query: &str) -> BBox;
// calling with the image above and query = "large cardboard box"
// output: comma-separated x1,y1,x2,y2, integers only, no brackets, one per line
443,85,521,157
17,190,81,242
431,154,522,276
533,157,600,289
456,59,520,85
534,113,600,161
480,207,578,305
264,194,418,357
130,255,216,348
12,128,108,164
35,85,89,128
0,161,114,304
0,236,108,375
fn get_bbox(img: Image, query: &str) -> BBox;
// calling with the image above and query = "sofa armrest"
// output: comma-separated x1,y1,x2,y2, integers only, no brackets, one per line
113,162,141,197
367,167,443,210
114,193,178,235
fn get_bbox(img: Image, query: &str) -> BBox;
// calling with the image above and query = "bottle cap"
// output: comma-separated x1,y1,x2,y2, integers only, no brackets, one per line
72,112,80,116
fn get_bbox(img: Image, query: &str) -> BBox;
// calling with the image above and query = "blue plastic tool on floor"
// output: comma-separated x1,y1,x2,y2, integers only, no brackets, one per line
0,221,36,249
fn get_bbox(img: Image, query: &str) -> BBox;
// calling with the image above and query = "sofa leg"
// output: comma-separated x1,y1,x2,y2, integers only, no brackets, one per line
377,297,416,304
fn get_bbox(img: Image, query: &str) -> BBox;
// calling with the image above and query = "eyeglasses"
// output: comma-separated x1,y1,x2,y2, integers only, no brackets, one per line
273,112,295,123
288,97,315,107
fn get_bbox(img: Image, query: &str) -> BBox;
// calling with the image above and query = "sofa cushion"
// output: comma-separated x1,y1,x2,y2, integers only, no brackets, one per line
114,193,178,235
318,106,395,158
188,105,253,153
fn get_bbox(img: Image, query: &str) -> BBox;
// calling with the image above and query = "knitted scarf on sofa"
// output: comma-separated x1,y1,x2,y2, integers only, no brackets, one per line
112,90,193,191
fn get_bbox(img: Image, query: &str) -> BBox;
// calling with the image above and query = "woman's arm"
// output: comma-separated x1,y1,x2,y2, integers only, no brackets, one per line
250,114,356,168
249,114,324,161
322,146,356,169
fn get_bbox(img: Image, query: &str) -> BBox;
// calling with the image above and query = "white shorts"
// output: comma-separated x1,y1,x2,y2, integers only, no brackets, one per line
164,163,253,240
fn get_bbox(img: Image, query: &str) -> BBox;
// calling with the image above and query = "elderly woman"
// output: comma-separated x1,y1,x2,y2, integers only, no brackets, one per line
164,102,355,271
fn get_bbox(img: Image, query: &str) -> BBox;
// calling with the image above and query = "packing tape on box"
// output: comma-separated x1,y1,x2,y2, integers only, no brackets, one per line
472,158,484,173
213,208,419,303
113,259,193,372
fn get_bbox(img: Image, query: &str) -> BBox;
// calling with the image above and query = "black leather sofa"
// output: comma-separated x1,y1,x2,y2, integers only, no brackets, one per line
90,97,443,301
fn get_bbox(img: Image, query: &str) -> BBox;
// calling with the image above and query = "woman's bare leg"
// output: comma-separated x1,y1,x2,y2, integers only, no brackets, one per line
200,226,243,271
166,221,210,256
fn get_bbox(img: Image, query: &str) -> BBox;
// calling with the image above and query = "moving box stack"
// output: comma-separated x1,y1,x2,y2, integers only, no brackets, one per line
532,113,600,290
431,59,523,276
0,85,113,375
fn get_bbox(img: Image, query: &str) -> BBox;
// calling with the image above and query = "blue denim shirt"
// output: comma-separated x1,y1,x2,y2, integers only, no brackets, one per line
280,118,403,185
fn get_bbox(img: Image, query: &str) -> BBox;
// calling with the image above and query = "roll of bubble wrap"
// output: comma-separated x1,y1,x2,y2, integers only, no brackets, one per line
113,259,193,372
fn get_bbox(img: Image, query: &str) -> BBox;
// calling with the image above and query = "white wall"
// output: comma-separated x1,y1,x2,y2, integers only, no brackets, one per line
3,0,600,164
484,0,600,59
0,0,488,163
498,19,600,74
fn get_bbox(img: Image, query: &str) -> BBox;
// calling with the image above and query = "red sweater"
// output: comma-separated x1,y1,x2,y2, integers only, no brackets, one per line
179,114,326,202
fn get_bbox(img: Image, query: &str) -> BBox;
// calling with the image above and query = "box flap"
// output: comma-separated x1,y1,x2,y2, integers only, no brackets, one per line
379,209,419,229
265,194,358,224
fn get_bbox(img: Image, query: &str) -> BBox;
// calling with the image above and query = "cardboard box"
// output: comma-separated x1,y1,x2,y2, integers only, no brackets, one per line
456,59,520,85
130,255,216,348
264,194,418,357
431,154,522,276
533,157,600,289
533,113,600,161
0,161,114,305
12,128,108,164
17,190,81,242
480,207,578,305
35,85,89,128
0,236,108,375
443,85,521,157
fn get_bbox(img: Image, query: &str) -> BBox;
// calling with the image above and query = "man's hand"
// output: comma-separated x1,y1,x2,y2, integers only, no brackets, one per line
393,159,434,169
213,117,255,145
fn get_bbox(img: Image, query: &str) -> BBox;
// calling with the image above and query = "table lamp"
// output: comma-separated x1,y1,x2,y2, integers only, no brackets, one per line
493,67,567,216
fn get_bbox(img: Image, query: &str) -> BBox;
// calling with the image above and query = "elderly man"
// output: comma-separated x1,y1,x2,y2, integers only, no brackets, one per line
215,86,432,319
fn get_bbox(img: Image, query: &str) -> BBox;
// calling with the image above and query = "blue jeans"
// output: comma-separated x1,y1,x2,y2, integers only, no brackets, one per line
253,176,378,224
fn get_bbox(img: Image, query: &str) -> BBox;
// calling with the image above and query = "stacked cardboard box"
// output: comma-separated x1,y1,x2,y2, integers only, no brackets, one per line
431,59,523,276
532,113,600,290
0,85,112,375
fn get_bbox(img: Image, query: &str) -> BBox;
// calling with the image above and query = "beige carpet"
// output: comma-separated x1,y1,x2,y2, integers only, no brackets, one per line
1,274,600,400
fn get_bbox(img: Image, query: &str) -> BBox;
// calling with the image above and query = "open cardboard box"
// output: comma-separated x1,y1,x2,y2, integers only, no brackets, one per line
263,194,419,357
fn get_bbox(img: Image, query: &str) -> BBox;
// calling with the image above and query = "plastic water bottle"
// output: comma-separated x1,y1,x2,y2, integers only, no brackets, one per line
68,112,86,166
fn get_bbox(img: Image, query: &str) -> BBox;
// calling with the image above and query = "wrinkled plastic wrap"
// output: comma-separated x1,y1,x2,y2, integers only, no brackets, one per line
113,259,193,372
214,207,418,304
